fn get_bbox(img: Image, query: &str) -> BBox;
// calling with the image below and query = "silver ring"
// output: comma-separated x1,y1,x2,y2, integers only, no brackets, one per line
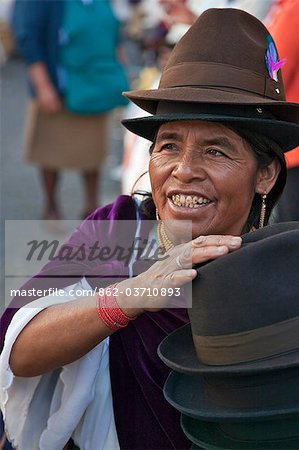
176,255,183,269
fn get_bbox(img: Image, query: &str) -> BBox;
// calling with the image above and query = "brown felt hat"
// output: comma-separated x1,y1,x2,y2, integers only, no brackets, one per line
123,8,299,151
163,366,299,421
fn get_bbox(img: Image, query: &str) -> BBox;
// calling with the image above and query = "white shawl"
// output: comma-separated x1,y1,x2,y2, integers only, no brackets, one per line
0,280,119,450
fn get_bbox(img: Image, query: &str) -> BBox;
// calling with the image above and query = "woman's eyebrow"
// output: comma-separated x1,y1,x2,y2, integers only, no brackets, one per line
155,132,237,150
202,136,236,150
156,132,183,143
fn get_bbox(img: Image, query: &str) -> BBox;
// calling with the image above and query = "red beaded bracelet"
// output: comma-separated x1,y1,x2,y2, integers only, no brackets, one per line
97,283,136,330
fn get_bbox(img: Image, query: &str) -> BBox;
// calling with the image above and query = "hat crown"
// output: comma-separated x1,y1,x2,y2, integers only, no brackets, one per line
166,9,269,73
160,8,285,100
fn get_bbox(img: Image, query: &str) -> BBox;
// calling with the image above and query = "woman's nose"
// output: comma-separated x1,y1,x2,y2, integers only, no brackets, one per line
172,151,206,182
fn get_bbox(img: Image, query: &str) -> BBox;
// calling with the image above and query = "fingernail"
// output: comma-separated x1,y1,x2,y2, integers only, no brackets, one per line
217,246,228,253
230,237,242,245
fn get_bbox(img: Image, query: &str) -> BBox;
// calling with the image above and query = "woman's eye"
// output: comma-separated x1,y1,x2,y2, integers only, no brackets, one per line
161,143,177,151
207,148,226,157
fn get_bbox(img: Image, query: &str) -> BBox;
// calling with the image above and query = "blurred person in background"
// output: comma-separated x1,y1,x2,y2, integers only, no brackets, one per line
159,0,275,30
11,0,131,220
266,0,299,221
122,33,175,195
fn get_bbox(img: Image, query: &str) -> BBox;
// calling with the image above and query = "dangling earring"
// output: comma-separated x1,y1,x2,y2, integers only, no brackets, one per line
156,209,160,221
259,193,267,228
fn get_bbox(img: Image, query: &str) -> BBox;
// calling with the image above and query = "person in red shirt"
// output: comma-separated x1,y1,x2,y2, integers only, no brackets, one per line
267,0,299,220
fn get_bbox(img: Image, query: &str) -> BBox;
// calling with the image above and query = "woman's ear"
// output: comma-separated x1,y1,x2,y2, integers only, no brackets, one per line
255,157,281,194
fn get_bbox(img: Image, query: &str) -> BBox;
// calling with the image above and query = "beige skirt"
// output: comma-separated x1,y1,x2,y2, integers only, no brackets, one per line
24,101,109,170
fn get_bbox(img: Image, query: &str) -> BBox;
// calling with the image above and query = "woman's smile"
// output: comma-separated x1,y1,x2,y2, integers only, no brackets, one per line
168,192,212,208
166,193,214,217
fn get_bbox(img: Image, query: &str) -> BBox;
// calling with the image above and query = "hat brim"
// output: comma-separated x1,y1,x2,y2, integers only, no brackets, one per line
181,415,299,450
122,114,299,151
158,323,299,375
124,87,299,117
163,370,299,421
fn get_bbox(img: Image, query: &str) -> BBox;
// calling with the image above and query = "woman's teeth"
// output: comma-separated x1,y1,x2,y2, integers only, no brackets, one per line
171,194,211,208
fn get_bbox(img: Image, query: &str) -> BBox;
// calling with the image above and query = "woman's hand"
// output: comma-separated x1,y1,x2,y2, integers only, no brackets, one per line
28,62,63,113
116,234,242,313
36,84,63,114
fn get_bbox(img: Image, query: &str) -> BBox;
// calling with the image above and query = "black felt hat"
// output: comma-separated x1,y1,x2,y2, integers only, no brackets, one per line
122,9,299,151
163,366,299,421
158,222,299,376
181,415,299,450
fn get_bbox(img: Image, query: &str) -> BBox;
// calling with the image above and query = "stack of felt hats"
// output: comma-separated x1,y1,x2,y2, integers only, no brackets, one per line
158,222,299,450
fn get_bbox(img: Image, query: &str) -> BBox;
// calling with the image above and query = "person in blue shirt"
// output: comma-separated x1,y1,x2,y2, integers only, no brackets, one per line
11,0,129,220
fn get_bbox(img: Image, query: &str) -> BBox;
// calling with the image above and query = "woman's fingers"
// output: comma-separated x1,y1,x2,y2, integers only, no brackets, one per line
166,268,197,285
193,244,230,263
191,235,242,264
37,85,62,114
169,235,242,268
193,234,242,248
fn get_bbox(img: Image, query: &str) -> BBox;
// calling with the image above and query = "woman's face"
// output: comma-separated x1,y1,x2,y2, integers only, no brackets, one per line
149,121,268,238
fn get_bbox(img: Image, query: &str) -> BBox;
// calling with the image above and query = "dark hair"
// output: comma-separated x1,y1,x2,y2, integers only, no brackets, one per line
231,127,286,231
135,125,286,232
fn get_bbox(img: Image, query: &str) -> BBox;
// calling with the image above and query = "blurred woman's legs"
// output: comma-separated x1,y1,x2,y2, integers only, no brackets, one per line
40,168,60,220
41,168,100,220
81,169,100,218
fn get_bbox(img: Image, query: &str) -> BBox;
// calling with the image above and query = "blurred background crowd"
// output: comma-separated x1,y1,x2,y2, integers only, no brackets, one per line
0,0,298,224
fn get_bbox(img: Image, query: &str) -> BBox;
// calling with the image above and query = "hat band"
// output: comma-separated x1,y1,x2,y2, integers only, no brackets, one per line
160,62,284,101
156,101,276,119
192,315,299,365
